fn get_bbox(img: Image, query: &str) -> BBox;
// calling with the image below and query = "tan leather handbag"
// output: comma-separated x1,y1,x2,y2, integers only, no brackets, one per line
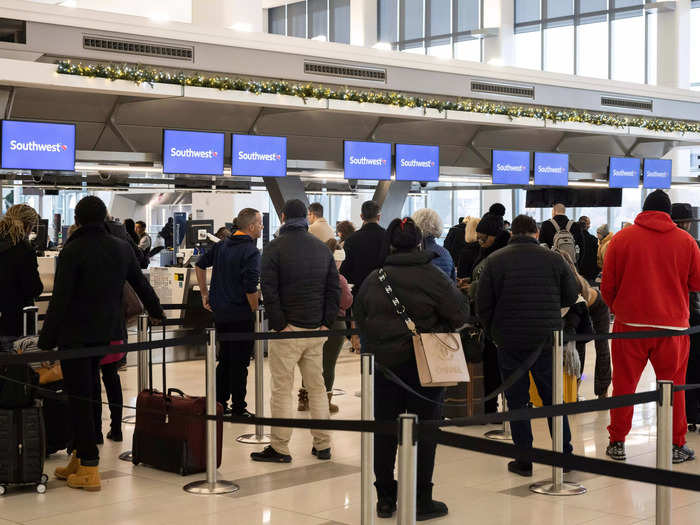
378,269,469,387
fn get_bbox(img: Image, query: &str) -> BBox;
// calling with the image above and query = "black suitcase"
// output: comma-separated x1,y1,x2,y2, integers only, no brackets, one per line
41,381,73,457
0,405,48,495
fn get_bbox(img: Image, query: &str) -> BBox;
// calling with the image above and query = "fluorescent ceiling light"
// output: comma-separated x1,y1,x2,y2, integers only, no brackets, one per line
487,58,504,66
230,22,253,32
149,13,169,23
439,175,487,184
311,35,328,42
568,181,609,188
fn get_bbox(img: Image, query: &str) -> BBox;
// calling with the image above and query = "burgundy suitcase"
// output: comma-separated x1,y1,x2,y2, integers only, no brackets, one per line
131,326,223,476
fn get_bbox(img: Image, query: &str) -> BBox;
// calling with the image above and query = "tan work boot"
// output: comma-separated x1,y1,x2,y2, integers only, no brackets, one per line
55,451,79,480
67,463,101,492
328,392,339,414
297,388,309,411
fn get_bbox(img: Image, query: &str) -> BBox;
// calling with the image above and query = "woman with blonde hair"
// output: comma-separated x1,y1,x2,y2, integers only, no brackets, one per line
0,204,43,339
456,216,481,278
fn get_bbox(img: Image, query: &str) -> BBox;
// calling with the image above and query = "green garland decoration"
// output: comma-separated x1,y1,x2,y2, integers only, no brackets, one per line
55,61,700,135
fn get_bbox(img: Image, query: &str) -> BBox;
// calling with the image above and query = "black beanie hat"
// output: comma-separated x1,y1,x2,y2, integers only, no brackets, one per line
642,190,671,215
671,203,693,223
282,199,307,219
476,212,504,237
489,203,506,217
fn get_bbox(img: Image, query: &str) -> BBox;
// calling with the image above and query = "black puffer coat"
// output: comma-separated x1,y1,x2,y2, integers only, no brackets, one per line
0,237,43,337
475,236,579,349
260,221,340,331
443,221,467,263
355,251,469,368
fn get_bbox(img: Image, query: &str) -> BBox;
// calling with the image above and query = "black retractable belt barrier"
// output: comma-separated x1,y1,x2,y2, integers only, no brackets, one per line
565,324,700,343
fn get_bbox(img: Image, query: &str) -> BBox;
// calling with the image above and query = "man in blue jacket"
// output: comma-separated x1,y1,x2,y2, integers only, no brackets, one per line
196,208,263,417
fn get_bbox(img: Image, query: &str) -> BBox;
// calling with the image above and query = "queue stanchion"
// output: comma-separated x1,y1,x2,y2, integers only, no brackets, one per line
361,354,375,525
185,328,239,495
484,394,512,441
22,306,38,337
397,414,418,525
237,308,271,444
530,330,586,496
120,314,149,461
655,380,673,525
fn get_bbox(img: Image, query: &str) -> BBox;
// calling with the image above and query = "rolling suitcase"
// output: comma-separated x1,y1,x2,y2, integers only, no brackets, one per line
0,405,48,495
131,325,223,475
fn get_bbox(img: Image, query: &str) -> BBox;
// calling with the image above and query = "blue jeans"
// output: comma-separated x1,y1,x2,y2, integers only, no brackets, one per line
497,343,573,466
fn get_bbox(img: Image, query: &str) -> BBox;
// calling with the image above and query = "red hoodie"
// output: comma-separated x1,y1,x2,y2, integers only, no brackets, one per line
601,211,700,328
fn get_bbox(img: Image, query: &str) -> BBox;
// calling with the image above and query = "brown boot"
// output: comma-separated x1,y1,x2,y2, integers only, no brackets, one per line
328,392,339,414
55,451,79,480
67,463,101,492
297,388,309,411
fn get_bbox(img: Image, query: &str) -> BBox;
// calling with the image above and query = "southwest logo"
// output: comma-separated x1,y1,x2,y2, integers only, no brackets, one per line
9,140,68,153
239,151,281,161
170,147,217,159
349,155,387,167
400,158,434,168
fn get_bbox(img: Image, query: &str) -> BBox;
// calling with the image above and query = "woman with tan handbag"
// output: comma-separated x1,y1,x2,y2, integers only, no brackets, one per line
355,217,469,521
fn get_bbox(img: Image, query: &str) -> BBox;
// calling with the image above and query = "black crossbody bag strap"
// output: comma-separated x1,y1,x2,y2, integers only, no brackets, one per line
377,268,418,335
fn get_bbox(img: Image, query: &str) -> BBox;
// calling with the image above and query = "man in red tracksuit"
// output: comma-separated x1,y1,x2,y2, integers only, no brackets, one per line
601,190,700,464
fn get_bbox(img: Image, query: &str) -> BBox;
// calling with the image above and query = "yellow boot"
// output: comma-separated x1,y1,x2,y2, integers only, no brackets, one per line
67,463,101,492
54,451,79,480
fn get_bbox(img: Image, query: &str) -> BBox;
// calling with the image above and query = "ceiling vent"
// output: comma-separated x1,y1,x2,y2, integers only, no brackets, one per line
83,35,194,61
601,96,653,112
304,61,386,82
470,80,535,99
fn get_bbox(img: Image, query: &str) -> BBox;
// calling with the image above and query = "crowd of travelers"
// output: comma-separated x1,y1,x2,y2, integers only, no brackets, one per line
1,189,699,520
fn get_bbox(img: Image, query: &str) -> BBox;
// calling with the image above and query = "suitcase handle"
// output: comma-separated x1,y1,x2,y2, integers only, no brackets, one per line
167,388,185,398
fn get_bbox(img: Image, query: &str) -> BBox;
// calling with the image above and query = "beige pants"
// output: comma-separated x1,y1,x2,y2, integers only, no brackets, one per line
269,324,331,455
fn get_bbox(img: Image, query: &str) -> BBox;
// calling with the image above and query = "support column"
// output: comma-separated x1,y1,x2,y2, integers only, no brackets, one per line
351,0,378,47
654,0,691,89
372,180,410,228
265,176,309,219
192,0,263,33
482,0,514,67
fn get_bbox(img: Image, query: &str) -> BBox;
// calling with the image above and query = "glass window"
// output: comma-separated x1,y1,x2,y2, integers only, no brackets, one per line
576,207,608,236
610,188,642,232
610,11,645,83
428,0,451,37
428,37,452,57
378,0,398,44
576,14,608,78
454,35,481,61
287,1,307,38
330,0,350,44
454,190,480,222
427,190,452,242
401,195,428,219
455,0,479,32
612,0,642,8
547,0,573,19
690,5,700,88
400,0,424,41
646,10,657,85
580,0,608,13
268,6,286,35
514,29,542,70
515,0,541,25
543,22,574,74
308,0,328,40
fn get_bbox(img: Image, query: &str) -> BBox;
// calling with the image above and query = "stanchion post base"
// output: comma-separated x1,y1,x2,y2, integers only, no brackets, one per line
331,388,346,396
236,433,271,444
184,479,239,495
484,429,512,441
529,481,586,496
118,451,133,462
122,415,136,425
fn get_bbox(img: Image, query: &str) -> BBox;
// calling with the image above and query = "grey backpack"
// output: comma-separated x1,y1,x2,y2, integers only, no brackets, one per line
551,219,579,262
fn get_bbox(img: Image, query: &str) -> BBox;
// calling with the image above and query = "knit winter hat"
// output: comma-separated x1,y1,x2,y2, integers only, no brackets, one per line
642,190,671,215
476,212,504,237
596,224,610,238
488,203,506,217
671,203,693,223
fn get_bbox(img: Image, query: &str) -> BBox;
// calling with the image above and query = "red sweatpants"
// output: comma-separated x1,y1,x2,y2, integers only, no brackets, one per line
607,322,690,447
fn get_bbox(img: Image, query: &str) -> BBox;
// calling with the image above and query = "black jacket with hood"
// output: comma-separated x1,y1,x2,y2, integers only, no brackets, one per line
443,221,467,263
39,224,164,349
0,237,43,337
355,251,469,368
260,220,340,331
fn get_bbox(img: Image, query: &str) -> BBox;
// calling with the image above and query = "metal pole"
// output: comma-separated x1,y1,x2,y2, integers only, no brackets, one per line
530,330,586,496
484,394,513,441
23,306,38,336
237,308,271,444
184,328,238,495
656,380,673,525
361,354,375,525
120,315,149,461
397,414,417,525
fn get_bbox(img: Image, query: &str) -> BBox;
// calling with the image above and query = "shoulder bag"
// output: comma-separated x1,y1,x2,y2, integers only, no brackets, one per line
378,268,469,387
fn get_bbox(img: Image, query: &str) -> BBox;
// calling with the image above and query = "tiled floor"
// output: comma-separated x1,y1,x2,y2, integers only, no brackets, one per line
1,345,699,525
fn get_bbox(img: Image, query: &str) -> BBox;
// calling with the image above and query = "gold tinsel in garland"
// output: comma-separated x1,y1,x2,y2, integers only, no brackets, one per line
55,61,700,135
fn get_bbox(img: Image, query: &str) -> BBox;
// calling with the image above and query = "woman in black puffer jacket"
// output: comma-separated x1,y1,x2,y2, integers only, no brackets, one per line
355,217,469,521
0,204,43,341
